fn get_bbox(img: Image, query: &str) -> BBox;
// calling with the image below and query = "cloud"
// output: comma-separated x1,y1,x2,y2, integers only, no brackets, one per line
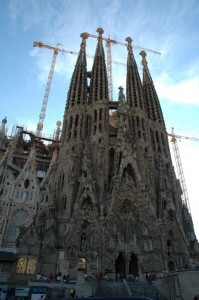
8,0,18,23
8,0,56,33
156,77,199,105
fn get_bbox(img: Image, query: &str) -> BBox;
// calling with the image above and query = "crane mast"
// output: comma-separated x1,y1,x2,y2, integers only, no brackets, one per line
168,129,199,212
106,39,113,102
169,129,190,212
36,48,58,136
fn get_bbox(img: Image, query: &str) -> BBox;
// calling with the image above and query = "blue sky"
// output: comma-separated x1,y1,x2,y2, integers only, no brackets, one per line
0,0,199,238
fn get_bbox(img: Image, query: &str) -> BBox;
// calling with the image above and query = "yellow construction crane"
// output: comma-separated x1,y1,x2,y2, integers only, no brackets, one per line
86,29,161,102
168,128,199,213
34,42,58,136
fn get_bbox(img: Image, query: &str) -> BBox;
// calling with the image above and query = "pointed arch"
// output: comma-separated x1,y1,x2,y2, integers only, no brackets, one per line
122,163,137,186
81,196,92,212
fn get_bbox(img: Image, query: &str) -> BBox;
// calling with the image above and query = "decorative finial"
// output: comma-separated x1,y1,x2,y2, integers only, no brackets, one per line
125,37,133,52
140,50,147,67
80,32,88,48
97,27,104,40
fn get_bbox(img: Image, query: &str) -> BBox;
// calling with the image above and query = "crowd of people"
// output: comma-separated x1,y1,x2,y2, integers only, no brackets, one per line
35,272,70,282
184,262,199,269
145,272,157,284
34,268,199,299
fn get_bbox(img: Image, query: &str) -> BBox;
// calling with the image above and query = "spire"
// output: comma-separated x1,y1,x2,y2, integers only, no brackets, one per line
89,28,109,103
117,86,129,134
66,32,88,109
140,50,165,124
125,37,145,110
117,86,129,116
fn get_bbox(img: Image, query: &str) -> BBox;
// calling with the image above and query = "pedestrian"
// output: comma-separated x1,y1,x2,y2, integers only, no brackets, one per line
48,272,54,281
70,288,76,298
36,272,41,280
145,272,149,282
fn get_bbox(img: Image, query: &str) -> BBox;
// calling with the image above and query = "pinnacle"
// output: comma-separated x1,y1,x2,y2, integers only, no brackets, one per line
125,36,133,44
97,27,104,40
125,37,133,52
80,32,89,39
96,27,104,34
140,50,147,67
140,50,147,57
80,32,88,49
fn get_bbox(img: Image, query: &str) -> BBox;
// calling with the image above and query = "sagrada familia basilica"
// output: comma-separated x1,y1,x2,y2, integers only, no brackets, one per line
0,28,197,281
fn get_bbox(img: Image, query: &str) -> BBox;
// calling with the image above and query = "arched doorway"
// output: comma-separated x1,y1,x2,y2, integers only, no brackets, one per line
129,253,138,278
115,252,125,280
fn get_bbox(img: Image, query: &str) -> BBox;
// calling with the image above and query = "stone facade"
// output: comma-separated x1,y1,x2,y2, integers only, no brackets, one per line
0,28,197,280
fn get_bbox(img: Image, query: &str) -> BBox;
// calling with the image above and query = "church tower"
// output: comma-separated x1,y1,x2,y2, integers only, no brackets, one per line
52,28,110,277
15,28,196,280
